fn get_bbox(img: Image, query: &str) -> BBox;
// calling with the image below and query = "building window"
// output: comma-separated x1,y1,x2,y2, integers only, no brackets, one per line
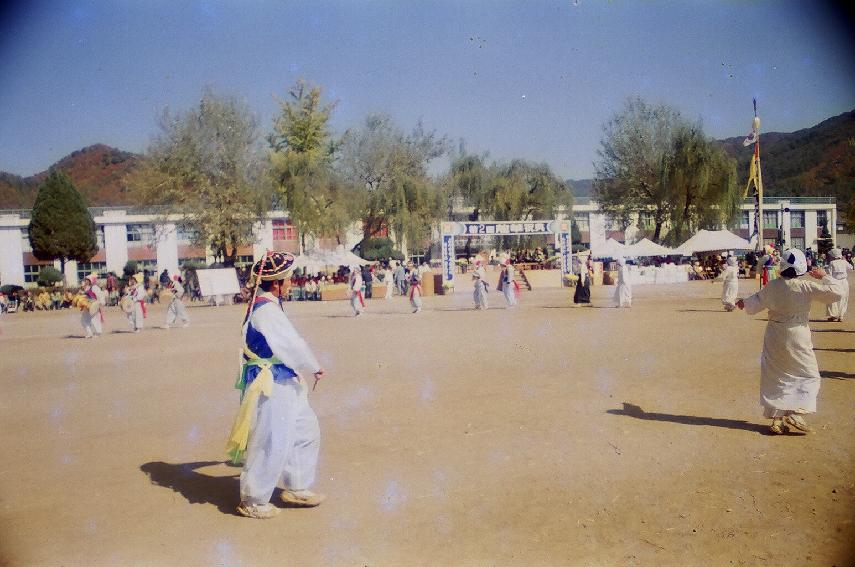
236,255,254,266
790,211,804,229
763,211,778,229
180,257,206,268
272,219,297,240
96,226,105,249
21,228,32,253
740,211,750,229
573,213,589,232
791,237,805,251
177,225,199,243
135,259,159,272
127,224,154,246
77,262,106,282
816,210,828,228
638,212,655,230
24,264,41,283
605,215,622,231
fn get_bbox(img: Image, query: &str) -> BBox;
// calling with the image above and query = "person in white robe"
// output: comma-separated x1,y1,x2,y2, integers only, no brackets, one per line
472,260,489,310
164,275,190,328
499,259,518,307
126,276,146,332
383,265,394,299
825,248,853,322
615,257,632,308
718,256,740,311
226,252,326,519
737,248,842,434
349,266,364,316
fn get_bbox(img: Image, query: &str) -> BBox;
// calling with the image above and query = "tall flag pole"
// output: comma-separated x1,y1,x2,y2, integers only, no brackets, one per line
743,99,763,287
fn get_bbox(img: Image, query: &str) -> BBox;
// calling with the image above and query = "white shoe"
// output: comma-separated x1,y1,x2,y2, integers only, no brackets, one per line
237,502,280,519
280,489,326,507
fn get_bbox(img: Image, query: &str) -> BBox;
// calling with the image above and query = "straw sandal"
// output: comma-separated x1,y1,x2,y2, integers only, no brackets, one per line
237,502,280,519
769,419,786,435
280,489,326,507
783,414,811,433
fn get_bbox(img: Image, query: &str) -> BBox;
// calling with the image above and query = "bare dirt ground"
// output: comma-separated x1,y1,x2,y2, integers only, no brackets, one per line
1,277,853,567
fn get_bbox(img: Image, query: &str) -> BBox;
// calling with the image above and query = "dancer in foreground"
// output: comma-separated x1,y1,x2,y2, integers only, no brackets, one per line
614,258,632,308
226,253,326,519
498,258,518,307
718,256,740,311
125,275,146,332
736,249,841,434
409,269,423,313
349,266,364,316
472,259,489,310
825,248,853,322
164,274,190,329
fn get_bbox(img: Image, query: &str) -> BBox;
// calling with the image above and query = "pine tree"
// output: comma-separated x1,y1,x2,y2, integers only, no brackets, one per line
28,171,98,280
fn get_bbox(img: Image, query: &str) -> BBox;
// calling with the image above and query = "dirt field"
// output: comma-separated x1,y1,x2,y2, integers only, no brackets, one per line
1,278,853,567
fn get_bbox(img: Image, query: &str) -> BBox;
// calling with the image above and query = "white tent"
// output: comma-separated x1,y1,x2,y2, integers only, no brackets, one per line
674,230,752,255
592,238,627,258
623,238,674,257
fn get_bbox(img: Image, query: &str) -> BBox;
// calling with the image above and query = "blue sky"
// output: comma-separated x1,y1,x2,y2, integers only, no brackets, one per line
0,1,852,180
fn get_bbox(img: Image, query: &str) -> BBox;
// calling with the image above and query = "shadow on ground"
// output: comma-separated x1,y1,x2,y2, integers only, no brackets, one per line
820,370,855,380
140,461,239,515
606,402,779,435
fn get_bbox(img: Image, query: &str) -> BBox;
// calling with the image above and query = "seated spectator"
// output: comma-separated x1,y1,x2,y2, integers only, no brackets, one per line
0,292,7,313
62,290,74,308
51,290,62,310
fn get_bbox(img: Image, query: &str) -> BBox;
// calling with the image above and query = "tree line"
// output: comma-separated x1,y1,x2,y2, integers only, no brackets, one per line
27,83,742,271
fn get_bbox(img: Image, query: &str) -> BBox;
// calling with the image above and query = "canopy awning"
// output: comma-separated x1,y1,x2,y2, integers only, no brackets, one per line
674,230,752,255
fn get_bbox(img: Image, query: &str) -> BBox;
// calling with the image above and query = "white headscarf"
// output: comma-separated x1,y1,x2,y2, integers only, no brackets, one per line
726,256,738,267
829,248,842,259
617,257,626,266
780,248,808,276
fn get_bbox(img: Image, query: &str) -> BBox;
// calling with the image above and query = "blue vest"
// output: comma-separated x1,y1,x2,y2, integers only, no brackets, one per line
243,298,297,386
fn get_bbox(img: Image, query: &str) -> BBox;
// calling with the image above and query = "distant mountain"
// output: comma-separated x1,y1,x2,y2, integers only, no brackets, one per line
0,144,140,209
718,109,854,216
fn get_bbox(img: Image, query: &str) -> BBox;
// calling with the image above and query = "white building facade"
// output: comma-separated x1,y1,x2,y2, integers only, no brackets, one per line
0,198,841,288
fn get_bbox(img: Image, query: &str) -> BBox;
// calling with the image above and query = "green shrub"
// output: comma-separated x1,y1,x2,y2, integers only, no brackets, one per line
37,266,63,286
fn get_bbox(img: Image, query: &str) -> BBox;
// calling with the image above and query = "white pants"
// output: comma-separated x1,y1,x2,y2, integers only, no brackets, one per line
128,302,144,330
166,297,190,326
350,293,363,315
410,291,422,312
826,278,849,319
474,281,488,309
240,380,320,506
81,310,102,337
503,283,516,306
385,282,393,299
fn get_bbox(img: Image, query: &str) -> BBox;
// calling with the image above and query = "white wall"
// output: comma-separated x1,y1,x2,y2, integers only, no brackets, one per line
155,223,179,275
0,216,25,286
588,212,607,256
252,219,273,259
101,210,128,273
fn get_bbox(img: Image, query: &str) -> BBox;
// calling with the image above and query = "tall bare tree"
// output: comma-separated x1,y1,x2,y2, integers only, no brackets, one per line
128,88,268,266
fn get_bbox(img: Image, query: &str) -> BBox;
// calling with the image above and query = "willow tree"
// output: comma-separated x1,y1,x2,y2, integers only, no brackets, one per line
594,97,682,242
268,80,355,248
664,123,741,244
338,114,448,253
128,89,269,266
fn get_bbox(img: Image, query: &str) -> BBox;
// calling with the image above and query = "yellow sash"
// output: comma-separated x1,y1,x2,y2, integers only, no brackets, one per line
225,346,278,462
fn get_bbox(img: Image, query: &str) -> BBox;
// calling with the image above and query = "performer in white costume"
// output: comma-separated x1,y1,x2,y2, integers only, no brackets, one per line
718,256,740,311
825,248,853,322
126,276,146,332
737,249,842,434
615,258,632,308
383,265,394,299
226,252,326,519
79,275,103,338
164,275,190,328
349,266,364,316
498,259,518,307
472,259,489,310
